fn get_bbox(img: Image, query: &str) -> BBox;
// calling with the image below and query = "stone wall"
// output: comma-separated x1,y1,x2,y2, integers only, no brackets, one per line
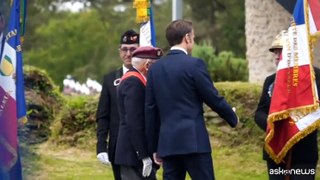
246,0,291,83
246,0,320,83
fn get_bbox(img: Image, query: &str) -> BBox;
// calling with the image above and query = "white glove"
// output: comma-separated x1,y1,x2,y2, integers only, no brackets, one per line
232,107,240,126
97,152,111,165
142,157,153,177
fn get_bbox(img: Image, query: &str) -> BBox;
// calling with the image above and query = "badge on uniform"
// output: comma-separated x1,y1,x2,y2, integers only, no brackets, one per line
268,83,274,97
114,78,121,86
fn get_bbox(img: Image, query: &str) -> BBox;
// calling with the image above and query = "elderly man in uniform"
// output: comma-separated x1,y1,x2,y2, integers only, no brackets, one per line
96,29,139,180
115,46,163,180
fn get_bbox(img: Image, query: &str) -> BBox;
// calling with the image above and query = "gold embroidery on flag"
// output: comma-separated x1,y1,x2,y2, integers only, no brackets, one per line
0,55,14,76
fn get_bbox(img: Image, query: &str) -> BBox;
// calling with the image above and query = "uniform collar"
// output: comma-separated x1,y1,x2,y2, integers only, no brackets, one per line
132,67,147,81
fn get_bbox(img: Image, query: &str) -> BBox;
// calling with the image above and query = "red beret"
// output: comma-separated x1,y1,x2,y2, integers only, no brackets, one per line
132,46,163,59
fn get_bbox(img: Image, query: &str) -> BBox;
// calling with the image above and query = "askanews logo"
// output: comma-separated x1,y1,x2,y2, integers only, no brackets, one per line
269,167,315,175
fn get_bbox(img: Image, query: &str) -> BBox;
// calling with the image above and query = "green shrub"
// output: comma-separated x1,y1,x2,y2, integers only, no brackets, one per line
22,65,63,144
50,95,98,147
205,82,264,146
192,42,248,82
50,82,265,148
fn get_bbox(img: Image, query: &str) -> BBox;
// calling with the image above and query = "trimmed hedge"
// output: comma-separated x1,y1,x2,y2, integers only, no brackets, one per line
49,82,264,148
50,95,98,147
207,82,264,146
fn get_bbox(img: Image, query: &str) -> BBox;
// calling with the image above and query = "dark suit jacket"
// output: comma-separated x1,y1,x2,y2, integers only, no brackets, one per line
254,68,320,164
96,68,123,163
145,50,238,157
115,68,149,166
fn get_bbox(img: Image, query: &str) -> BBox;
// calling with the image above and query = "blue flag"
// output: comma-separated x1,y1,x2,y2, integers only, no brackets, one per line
0,0,27,179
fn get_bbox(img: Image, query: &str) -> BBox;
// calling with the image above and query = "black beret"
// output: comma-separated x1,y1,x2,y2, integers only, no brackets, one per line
120,29,139,44
132,46,163,59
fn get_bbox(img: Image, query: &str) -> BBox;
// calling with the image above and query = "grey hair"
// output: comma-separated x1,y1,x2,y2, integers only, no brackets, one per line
131,57,148,70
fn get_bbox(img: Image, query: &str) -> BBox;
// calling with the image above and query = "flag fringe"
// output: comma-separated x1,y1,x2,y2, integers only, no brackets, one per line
267,104,319,122
310,32,320,39
305,0,314,66
265,118,320,164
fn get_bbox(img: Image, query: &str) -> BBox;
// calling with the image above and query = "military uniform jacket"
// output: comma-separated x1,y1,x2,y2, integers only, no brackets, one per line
115,68,149,166
254,68,320,164
145,50,238,157
96,68,123,163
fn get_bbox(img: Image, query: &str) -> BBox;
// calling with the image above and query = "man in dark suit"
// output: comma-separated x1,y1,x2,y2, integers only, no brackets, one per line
96,29,139,180
254,30,319,180
145,19,238,180
115,46,163,180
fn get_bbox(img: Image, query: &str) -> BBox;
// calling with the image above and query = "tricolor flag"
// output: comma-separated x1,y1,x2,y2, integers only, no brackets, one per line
0,0,27,179
133,0,156,46
265,0,320,164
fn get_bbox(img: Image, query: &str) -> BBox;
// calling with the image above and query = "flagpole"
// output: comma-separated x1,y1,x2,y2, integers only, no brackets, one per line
172,0,183,20
284,150,292,180
20,0,27,45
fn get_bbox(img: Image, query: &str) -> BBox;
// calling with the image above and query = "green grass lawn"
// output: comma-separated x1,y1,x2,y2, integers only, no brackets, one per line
212,143,267,180
22,143,113,180
22,139,319,180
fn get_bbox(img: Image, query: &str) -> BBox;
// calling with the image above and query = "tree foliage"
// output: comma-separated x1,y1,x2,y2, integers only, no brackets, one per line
24,10,119,84
192,42,248,82
185,0,245,57
22,0,245,85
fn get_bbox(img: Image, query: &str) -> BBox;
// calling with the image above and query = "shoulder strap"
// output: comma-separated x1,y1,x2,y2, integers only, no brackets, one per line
121,71,146,86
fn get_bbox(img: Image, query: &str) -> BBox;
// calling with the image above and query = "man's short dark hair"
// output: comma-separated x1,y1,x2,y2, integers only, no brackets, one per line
165,20,193,47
